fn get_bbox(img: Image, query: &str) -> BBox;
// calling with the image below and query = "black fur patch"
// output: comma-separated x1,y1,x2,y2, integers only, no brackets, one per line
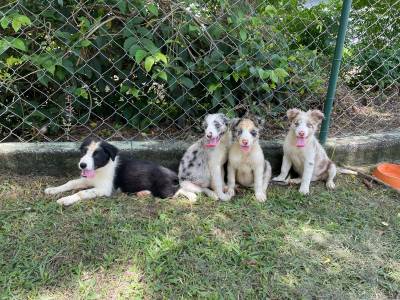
114,155,178,198
100,141,118,161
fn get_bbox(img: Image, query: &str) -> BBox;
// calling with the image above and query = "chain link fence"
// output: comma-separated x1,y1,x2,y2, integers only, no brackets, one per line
0,0,399,143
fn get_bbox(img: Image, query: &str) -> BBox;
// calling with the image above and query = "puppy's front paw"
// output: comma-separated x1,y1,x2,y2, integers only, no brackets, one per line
136,190,152,198
227,187,235,198
272,175,287,182
299,186,309,195
218,192,232,202
56,196,78,206
326,181,335,190
44,187,59,195
255,192,266,202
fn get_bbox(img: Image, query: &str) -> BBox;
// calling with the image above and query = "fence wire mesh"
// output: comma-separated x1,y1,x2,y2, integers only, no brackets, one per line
0,0,399,142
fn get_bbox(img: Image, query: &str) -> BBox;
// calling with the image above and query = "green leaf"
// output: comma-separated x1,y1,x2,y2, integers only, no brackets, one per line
74,87,89,99
6,56,23,66
127,87,139,97
141,38,158,53
80,39,92,47
62,59,74,74
188,24,198,32
264,5,277,17
11,38,27,51
12,18,21,32
153,52,168,64
180,77,194,89
0,39,10,54
123,37,137,52
268,70,278,83
0,16,10,29
147,3,159,16
158,71,168,81
11,14,31,33
134,49,147,64
208,83,222,94
232,72,240,82
239,29,247,41
117,0,128,14
144,56,155,72
36,71,49,87
274,67,289,81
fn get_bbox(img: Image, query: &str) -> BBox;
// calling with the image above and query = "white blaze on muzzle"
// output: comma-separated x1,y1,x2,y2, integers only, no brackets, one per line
78,142,98,178
239,129,253,152
293,115,312,147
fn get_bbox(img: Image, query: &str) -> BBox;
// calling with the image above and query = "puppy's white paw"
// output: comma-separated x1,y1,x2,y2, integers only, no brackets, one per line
272,175,287,182
136,190,152,198
288,178,302,185
56,196,78,206
218,192,232,202
44,187,59,195
227,187,235,198
255,192,266,202
326,181,336,190
299,186,309,195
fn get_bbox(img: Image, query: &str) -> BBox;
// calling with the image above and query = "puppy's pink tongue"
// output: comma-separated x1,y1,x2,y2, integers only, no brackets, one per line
240,145,250,152
82,169,95,178
206,137,219,147
296,136,305,147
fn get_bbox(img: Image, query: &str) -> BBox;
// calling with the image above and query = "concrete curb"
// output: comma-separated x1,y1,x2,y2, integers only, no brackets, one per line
0,131,399,177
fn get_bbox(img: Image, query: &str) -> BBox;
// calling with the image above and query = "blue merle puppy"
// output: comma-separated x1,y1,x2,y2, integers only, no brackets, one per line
174,113,231,202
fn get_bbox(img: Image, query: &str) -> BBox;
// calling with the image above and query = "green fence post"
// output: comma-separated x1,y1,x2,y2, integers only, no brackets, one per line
319,0,352,144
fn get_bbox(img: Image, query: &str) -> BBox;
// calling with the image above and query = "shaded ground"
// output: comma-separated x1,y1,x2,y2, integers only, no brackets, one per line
0,174,399,299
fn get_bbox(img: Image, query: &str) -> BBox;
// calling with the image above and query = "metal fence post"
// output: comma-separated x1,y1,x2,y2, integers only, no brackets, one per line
319,0,352,144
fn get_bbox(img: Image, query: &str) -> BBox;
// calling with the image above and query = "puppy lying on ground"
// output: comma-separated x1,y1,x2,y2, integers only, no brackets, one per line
273,108,337,194
45,137,178,205
174,113,231,202
227,118,271,202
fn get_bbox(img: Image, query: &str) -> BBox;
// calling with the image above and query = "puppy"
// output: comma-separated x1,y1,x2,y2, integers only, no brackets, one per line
45,137,178,205
174,113,231,202
273,108,336,194
227,118,271,202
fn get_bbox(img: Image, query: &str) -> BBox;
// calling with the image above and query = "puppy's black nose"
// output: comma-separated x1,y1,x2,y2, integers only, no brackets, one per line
79,162,87,169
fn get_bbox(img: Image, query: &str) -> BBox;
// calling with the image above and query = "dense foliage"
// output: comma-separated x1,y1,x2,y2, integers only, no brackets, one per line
0,0,398,140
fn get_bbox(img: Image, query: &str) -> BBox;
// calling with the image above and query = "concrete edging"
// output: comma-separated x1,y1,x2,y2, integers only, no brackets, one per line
0,131,399,177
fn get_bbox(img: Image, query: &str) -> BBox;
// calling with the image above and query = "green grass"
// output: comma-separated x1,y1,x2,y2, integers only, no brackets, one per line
0,174,399,299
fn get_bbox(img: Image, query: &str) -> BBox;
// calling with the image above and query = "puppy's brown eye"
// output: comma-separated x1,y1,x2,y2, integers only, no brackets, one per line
250,130,257,137
214,122,220,129
237,129,242,135
294,122,299,126
307,123,313,128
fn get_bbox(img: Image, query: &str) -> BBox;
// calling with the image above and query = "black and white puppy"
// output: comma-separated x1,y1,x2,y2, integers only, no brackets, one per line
44,137,178,205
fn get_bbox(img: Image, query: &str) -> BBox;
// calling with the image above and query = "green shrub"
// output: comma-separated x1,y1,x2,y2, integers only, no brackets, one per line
0,0,330,140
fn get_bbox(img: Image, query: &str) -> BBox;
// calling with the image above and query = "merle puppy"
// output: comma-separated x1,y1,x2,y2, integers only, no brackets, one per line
45,137,178,205
174,113,231,202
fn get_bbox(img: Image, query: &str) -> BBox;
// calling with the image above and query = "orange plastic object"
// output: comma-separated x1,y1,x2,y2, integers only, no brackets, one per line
373,163,400,190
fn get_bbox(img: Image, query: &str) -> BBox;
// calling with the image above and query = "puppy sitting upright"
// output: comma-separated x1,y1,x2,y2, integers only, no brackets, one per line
227,117,271,202
174,113,231,202
273,108,336,194
45,137,178,205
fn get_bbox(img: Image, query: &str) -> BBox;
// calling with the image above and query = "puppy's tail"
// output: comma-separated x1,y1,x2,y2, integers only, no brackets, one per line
337,167,358,175
173,181,218,202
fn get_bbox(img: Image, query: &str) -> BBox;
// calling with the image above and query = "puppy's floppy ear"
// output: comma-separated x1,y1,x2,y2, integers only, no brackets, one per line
219,114,229,126
287,108,301,122
309,109,324,124
101,141,119,161
229,118,240,130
